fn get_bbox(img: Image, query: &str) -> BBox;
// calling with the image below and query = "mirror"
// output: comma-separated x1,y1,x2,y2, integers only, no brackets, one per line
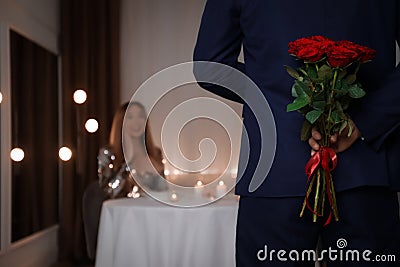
10,30,59,242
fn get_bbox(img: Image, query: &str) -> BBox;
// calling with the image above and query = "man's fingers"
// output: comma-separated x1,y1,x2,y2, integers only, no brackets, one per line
308,137,320,151
311,129,322,140
330,134,337,143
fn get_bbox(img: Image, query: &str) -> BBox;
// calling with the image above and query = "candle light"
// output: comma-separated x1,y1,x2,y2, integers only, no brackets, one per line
128,186,141,198
215,180,227,198
194,180,203,197
170,192,178,202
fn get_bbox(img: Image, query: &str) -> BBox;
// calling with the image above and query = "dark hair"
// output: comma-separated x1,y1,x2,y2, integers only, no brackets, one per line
108,102,162,171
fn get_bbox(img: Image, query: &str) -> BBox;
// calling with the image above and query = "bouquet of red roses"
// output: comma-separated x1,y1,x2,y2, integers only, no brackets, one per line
285,36,375,225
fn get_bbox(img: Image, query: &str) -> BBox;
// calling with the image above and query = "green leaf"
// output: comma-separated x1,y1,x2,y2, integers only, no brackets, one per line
317,64,333,80
338,69,347,80
334,79,343,90
345,74,357,85
294,80,312,97
347,121,354,137
312,100,326,111
291,84,298,97
335,101,344,114
341,96,351,110
335,101,347,119
300,120,313,141
331,111,342,124
339,121,348,135
306,65,318,80
285,65,300,80
298,68,308,77
287,97,309,112
305,110,323,124
313,92,325,101
348,85,366,98
335,83,349,97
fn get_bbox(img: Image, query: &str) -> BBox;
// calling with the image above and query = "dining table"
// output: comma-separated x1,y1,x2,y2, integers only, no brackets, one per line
95,189,239,267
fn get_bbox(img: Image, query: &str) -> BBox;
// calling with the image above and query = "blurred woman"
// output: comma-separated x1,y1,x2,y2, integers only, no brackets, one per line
98,101,165,198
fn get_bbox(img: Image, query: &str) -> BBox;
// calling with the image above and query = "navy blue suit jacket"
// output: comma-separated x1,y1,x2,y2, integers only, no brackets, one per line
194,0,400,197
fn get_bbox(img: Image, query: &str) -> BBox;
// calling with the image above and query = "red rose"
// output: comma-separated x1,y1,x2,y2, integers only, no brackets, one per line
296,45,325,62
288,36,333,62
357,45,376,62
326,41,361,68
309,35,334,47
288,37,316,56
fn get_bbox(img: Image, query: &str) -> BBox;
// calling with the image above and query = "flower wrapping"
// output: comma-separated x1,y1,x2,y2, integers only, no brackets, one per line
285,36,375,225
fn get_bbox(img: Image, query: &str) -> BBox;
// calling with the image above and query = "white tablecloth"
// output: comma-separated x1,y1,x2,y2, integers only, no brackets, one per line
95,194,239,267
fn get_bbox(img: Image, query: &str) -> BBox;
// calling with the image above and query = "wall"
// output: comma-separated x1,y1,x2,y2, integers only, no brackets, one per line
120,0,243,186
0,0,59,266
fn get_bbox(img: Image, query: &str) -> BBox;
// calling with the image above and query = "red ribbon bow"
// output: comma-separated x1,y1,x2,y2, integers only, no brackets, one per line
304,146,337,226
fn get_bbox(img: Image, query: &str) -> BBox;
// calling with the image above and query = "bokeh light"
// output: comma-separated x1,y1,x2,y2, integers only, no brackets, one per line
85,118,99,133
10,148,24,162
73,89,87,104
59,146,72,161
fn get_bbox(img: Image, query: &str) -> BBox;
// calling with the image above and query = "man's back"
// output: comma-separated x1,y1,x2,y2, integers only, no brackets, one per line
194,0,400,197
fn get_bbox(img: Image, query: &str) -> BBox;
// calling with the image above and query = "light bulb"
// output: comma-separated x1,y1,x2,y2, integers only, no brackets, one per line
59,147,72,161
73,89,87,104
10,148,24,162
85,118,99,133
0,92,3,103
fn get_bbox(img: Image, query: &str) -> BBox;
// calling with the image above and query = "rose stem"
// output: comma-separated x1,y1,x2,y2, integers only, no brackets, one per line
313,168,321,222
300,170,317,218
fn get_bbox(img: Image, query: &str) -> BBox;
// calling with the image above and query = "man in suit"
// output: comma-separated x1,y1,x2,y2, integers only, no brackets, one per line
194,0,400,266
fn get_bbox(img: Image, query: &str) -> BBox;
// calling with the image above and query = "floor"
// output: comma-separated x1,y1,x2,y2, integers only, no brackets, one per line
49,261,94,267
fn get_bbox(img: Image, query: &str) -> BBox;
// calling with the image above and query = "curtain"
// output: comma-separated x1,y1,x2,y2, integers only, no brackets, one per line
60,0,120,262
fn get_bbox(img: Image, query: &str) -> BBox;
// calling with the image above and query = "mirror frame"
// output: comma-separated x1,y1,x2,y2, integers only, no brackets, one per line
0,22,60,253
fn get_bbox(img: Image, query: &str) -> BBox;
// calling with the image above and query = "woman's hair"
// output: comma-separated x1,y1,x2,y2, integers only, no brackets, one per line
108,101,161,169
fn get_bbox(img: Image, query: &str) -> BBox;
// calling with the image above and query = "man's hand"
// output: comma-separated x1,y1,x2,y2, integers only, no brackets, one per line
309,120,362,156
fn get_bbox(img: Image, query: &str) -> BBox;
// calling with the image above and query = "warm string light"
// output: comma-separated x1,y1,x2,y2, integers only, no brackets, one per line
7,90,101,163
59,147,72,161
73,89,87,104
0,92,3,103
10,148,24,162
85,118,99,133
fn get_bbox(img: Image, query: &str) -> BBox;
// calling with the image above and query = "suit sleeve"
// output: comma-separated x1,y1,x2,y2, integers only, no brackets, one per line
193,0,245,103
349,7,400,151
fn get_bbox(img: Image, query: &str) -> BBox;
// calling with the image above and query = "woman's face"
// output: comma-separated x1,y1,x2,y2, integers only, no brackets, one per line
124,105,146,139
